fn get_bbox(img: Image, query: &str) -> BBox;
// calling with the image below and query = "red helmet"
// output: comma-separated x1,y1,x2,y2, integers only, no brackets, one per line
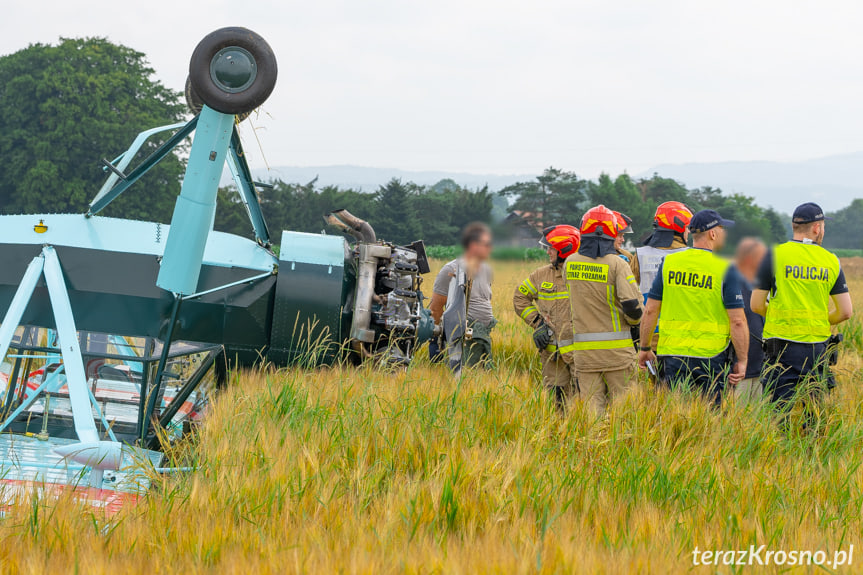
613,211,633,235
654,201,693,234
540,224,581,260
581,205,619,239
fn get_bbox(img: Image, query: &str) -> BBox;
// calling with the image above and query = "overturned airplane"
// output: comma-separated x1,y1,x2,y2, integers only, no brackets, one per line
0,27,434,509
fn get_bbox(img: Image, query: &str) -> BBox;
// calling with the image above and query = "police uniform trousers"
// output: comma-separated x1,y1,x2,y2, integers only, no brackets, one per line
659,350,731,407
761,339,833,407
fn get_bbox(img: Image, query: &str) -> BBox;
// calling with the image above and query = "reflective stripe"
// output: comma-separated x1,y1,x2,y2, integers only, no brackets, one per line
537,291,568,301
606,285,620,332
544,338,574,353
522,278,537,294
519,305,539,320
559,337,632,353
627,275,637,286
571,330,631,342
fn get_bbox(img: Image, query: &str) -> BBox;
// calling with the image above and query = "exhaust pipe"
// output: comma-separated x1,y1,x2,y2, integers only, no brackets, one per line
350,242,391,343
324,209,387,347
324,209,376,243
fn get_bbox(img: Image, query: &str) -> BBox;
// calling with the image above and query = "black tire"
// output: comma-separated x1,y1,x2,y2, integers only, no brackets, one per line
188,27,277,115
185,76,252,122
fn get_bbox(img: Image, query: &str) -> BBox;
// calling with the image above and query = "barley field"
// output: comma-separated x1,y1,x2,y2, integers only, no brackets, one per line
1,259,862,574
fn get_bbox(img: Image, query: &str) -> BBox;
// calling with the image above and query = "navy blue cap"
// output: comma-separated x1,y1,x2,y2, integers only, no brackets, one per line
689,209,735,234
792,202,831,224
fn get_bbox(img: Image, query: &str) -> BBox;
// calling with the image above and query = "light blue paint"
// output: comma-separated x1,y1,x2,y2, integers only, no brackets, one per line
90,121,187,209
0,214,276,273
42,247,99,444
0,254,44,370
85,385,118,443
226,148,270,246
158,106,239,295
279,231,347,267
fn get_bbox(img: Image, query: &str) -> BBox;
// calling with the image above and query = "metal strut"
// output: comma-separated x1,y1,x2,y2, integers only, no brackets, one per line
0,247,103,443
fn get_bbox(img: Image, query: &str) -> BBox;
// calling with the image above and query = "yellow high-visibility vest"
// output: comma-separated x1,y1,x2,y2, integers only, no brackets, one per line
657,248,731,358
763,241,840,343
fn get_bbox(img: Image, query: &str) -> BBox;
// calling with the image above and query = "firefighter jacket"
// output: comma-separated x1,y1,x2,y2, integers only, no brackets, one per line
563,253,643,372
513,263,573,354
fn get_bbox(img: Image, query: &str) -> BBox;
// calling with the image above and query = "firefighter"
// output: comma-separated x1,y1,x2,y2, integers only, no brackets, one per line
562,205,644,415
751,203,853,412
513,225,580,411
613,212,635,263
631,201,693,298
637,210,749,406
631,201,693,351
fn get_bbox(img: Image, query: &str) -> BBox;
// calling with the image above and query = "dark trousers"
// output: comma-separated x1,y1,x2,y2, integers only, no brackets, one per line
659,351,731,406
761,339,833,409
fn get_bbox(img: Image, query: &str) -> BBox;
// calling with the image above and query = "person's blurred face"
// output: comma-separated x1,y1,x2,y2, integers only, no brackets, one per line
736,242,766,282
614,235,624,250
466,231,493,262
816,221,826,245
547,247,558,263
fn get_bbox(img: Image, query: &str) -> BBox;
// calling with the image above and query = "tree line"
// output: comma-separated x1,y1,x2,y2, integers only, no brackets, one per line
215,178,495,246
499,168,789,247
215,168,790,248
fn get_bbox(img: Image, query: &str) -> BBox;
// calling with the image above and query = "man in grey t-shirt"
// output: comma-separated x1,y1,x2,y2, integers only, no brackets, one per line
429,222,495,367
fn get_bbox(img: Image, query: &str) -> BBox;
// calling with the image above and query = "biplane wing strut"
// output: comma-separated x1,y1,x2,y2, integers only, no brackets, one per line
0,246,124,487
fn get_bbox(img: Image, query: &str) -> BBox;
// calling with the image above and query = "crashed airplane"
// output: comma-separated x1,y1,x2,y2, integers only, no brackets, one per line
0,27,435,510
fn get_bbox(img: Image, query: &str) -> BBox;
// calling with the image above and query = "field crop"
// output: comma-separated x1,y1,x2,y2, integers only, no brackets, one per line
0,259,862,574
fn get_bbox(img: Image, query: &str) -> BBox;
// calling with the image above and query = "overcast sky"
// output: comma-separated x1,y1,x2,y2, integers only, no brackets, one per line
5,0,863,177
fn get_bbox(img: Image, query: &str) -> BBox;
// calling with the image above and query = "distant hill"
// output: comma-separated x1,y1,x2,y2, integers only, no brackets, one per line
246,165,534,193
642,153,863,212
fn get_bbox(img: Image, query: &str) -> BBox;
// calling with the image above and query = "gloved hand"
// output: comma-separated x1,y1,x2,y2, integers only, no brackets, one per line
532,322,553,351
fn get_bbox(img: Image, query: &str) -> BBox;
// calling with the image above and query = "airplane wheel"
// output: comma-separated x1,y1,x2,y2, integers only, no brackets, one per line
188,27,277,115
184,76,251,122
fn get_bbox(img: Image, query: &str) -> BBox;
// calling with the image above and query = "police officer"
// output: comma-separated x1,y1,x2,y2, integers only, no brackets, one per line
751,203,853,410
638,210,749,405
513,225,580,411
562,205,643,415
